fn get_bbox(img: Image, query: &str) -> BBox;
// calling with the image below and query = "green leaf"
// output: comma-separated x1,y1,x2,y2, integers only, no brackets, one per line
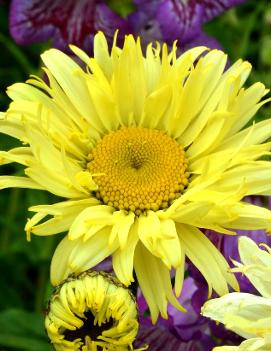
0,309,51,351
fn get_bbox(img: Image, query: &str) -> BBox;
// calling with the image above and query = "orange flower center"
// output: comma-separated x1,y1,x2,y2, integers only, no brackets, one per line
88,127,189,215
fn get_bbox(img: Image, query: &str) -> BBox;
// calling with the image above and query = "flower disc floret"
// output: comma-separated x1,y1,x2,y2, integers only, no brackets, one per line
88,127,189,214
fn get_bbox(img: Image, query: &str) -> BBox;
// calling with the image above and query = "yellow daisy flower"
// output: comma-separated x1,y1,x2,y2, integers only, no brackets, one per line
45,270,143,351
202,237,271,351
1,32,271,322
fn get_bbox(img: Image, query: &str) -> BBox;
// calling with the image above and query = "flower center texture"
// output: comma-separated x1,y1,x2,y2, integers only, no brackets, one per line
88,127,189,214
64,311,114,342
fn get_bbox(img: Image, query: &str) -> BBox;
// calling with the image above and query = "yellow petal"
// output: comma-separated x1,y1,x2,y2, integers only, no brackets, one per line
236,237,271,299
112,221,139,286
134,242,185,323
28,199,98,236
109,210,135,249
68,205,114,240
68,227,117,276
0,176,43,190
177,224,238,296
41,49,96,126
202,292,271,339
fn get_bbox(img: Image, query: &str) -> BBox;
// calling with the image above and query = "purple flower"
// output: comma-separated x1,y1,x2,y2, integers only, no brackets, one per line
136,277,243,350
9,0,131,52
129,0,246,50
8,0,246,53
136,277,240,350
135,324,210,351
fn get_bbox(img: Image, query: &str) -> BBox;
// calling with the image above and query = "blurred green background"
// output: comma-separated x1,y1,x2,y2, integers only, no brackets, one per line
0,0,271,350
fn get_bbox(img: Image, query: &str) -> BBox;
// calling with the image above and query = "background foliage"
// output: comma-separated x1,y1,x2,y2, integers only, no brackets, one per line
0,0,270,349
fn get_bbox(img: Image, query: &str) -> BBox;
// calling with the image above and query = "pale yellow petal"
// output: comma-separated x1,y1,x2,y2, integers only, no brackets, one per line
111,35,146,126
172,50,227,139
202,292,271,339
174,248,185,297
137,210,161,253
112,221,139,286
0,176,43,190
85,78,120,132
213,347,239,351
0,112,24,140
51,227,117,286
224,202,271,230
25,166,82,198
213,338,271,351
93,31,113,80
228,83,269,136
28,199,99,236
134,242,185,323
109,210,135,248
0,147,33,166
167,201,231,233
158,218,183,268
68,205,114,240
143,85,172,129
209,163,271,196
190,142,271,176
50,236,78,286
215,119,271,153
41,49,95,126
6,82,89,158
179,60,252,147
236,237,271,298
68,227,117,276
177,224,238,295
186,112,226,158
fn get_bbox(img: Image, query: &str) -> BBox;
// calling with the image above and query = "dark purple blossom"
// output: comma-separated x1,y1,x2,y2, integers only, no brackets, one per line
135,324,210,351
9,0,131,52
93,256,113,273
8,0,246,53
129,0,246,50
136,278,219,351
136,276,243,349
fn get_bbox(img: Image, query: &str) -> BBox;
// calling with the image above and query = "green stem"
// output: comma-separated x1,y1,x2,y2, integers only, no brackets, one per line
0,33,35,74
0,188,21,254
238,3,265,59
34,236,56,313
34,263,49,313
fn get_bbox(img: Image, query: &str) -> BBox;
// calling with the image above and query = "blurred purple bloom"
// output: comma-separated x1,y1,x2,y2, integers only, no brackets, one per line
93,256,113,273
9,0,131,52
9,0,246,53
135,324,210,351
136,276,243,349
129,0,246,50
136,277,222,351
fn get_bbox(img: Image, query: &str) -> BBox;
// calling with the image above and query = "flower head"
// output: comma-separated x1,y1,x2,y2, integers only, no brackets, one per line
202,236,271,351
45,270,140,351
9,0,131,52
1,32,271,322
